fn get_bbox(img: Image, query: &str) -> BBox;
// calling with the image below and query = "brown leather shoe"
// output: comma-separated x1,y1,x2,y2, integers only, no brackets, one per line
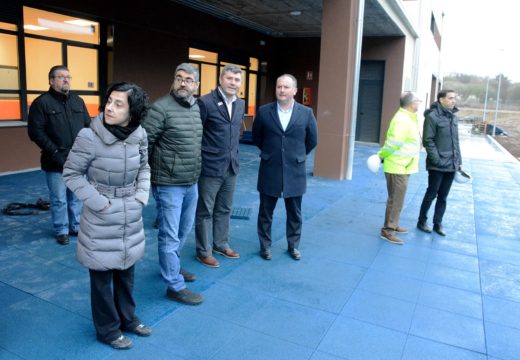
213,248,240,259
395,226,408,234
197,255,220,268
380,232,404,245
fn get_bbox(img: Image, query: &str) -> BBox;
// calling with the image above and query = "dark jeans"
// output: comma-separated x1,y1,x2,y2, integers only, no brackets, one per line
257,193,302,251
418,170,455,225
89,266,140,343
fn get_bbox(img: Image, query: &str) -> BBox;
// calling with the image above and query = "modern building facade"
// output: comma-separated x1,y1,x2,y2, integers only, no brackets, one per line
0,0,444,178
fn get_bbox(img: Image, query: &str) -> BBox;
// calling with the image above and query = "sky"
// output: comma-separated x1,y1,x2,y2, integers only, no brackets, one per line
441,0,520,82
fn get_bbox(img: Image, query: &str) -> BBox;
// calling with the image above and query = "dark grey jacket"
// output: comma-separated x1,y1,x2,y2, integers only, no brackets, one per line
63,115,150,271
197,89,245,177
423,102,462,172
252,101,318,198
142,93,202,185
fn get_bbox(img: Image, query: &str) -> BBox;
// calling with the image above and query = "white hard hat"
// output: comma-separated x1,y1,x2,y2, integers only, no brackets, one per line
367,154,381,173
454,169,471,184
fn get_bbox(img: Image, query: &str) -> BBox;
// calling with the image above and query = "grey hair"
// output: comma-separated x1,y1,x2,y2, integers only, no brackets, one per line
400,91,418,107
220,64,242,78
175,63,199,82
277,74,297,88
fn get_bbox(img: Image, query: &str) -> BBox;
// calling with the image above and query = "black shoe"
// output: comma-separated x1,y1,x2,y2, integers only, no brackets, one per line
131,324,152,337
166,288,203,305
416,222,432,233
260,248,272,260
69,230,78,236
109,335,133,350
288,248,301,261
180,268,196,282
56,234,69,245
433,224,446,236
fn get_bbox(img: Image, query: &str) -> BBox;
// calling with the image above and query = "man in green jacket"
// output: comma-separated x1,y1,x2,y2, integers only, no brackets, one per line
142,63,203,305
378,92,422,245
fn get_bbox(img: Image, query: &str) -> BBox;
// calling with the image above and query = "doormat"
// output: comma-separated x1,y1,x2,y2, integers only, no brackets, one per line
230,207,252,220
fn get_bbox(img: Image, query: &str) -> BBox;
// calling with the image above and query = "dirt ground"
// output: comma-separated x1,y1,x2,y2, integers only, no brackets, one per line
458,108,520,161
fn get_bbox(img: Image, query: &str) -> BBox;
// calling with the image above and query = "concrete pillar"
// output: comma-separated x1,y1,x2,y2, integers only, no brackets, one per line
314,0,362,180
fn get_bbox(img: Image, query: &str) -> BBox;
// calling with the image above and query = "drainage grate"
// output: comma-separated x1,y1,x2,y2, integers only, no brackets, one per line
230,207,252,220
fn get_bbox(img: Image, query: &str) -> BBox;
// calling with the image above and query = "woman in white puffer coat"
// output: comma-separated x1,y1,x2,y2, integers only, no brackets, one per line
63,82,151,350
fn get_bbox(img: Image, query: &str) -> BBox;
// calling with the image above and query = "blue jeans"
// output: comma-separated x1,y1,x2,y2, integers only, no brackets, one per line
45,171,82,236
153,184,198,292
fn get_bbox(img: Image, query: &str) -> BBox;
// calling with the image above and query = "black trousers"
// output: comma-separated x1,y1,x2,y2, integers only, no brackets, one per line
89,266,140,343
257,193,302,251
418,170,455,225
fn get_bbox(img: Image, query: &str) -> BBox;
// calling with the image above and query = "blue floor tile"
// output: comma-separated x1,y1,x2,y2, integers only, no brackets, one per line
402,336,487,360
480,259,520,282
482,295,520,330
357,269,423,302
370,251,428,280
485,321,520,360
481,274,520,303
410,305,486,353
341,289,415,332
418,283,482,319
428,249,480,273
309,351,347,360
423,263,481,293
317,317,407,360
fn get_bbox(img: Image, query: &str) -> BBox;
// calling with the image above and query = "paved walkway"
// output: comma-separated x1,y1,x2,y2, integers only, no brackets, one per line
0,131,519,360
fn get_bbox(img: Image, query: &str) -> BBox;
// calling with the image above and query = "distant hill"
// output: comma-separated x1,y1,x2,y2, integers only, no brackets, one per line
443,73,520,109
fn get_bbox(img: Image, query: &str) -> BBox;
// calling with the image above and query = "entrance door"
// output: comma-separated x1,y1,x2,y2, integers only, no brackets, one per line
355,61,384,143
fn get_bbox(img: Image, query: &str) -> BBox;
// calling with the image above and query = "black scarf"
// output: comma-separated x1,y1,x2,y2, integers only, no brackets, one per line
103,116,139,141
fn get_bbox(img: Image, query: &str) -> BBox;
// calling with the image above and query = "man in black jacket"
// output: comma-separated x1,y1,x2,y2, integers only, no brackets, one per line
195,64,245,268
252,74,318,260
28,65,91,245
417,90,462,236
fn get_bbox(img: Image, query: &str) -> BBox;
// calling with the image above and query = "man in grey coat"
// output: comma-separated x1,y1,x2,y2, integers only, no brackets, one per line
417,90,462,236
142,63,203,305
252,74,318,261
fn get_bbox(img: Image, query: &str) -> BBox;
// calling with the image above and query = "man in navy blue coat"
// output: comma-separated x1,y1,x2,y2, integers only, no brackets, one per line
195,64,245,268
252,74,318,261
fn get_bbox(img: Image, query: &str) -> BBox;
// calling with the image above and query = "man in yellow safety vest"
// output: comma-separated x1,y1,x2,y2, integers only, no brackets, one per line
378,92,422,245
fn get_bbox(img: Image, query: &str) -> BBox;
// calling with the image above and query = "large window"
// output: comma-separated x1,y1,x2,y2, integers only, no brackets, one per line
188,47,263,116
23,7,101,117
0,24,20,120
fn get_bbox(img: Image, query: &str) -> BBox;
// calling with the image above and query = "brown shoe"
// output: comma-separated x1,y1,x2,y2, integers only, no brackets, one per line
197,255,220,268
395,226,408,234
380,233,404,245
213,248,240,259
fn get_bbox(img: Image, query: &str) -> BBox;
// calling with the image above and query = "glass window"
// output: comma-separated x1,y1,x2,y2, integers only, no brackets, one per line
250,57,259,71
0,94,21,120
200,64,217,96
23,7,100,45
0,33,19,90
67,45,98,91
79,95,100,118
0,22,17,31
25,38,62,91
189,48,217,64
248,73,257,116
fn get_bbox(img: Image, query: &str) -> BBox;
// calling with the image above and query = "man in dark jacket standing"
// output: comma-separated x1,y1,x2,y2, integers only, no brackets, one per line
28,65,91,245
252,74,318,261
417,90,462,236
142,63,203,305
195,64,245,268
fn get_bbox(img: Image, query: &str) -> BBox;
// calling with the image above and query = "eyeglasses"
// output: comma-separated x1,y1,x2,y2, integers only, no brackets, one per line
174,76,195,85
53,75,72,80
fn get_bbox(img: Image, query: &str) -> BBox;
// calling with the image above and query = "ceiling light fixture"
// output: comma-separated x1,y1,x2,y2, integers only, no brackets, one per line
290,10,302,16
189,54,205,59
24,24,48,31
64,19,98,27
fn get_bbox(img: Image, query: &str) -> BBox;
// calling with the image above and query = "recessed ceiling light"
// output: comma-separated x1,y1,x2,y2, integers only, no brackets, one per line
24,24,48,31
189,54,205,59
290,10,302,16
64,19,97,27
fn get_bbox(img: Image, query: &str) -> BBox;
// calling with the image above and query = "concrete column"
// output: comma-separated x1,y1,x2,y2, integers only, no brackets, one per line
314,0,362,180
